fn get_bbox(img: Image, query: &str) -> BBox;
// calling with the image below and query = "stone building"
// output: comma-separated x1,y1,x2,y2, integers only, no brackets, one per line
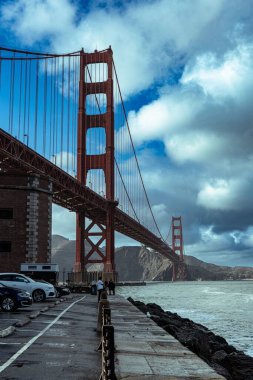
0,173,52,272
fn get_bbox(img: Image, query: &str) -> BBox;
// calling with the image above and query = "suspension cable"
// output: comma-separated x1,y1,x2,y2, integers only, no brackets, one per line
112,59,164,240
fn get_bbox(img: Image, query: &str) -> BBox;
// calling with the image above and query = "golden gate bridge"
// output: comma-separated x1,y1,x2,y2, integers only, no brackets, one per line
0,46,186,280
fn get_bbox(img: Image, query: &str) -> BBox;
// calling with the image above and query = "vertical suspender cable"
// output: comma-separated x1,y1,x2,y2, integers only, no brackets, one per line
60,57,64,167
71,56,75,175
27,58,31,146
55,58,59,165
18,59,23,140
43,58,48,157
49,57,53,161
8,52,13,133
34,59,39,150
53,57,57,163
9,51,15,134
23,55,28,143
0,50,2,90
89,57,92,189
74,59,77,173
67,56,70,173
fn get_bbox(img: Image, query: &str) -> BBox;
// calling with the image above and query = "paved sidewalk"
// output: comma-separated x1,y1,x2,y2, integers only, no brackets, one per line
109,295,225,380
1,294,225,379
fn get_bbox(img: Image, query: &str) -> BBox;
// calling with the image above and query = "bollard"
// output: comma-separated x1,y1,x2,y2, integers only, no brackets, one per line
99,325,116,380
103,308,111,326
97,307,111,351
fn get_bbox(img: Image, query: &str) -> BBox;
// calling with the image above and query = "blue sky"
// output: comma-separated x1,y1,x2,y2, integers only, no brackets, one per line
1,0,253,267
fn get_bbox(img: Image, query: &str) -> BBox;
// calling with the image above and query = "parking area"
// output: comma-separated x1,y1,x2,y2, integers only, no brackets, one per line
0,294,101,379
0,295,71,336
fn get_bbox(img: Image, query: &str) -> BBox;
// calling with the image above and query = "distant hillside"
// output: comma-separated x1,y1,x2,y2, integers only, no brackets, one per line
52,236,76,274
51,235,253,281
184,255,253,280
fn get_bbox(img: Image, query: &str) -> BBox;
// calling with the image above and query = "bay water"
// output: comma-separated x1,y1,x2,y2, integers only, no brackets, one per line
117,280,253,357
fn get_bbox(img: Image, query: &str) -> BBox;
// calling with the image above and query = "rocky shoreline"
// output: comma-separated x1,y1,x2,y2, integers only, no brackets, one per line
128,297,253,380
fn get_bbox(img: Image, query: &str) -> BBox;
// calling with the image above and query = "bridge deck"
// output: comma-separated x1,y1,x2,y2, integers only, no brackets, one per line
0,128,177,262
110,295,224,379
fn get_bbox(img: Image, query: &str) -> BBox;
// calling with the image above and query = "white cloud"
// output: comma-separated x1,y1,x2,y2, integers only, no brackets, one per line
197,178,251,211
165,132,222,163
1,0,76,45
187,225,234,254
128,92,201,145
52,204,76,239
0,0,229,98
240,227,253,248
181,43,253,102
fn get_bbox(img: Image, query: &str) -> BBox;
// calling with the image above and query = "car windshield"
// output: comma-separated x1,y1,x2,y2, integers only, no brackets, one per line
35,280,51,284
23,275,35,283
0,282,6,288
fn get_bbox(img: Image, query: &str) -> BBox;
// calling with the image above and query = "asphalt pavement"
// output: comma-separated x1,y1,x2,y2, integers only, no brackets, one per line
0,294,101,379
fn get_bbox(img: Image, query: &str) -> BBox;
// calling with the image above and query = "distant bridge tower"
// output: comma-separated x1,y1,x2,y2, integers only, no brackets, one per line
172,216,187,281
75,48,117,278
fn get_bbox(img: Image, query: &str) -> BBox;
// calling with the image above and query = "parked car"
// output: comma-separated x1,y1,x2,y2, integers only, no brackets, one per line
0,273,56,302
55,285,71,297
34,280,71,298
0,282,32,311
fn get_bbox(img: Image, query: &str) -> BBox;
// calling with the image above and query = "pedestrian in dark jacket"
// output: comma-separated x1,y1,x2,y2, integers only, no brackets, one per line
108,279,115,295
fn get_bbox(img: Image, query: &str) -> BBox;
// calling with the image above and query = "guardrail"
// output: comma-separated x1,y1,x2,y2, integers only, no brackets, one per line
98,307,116,380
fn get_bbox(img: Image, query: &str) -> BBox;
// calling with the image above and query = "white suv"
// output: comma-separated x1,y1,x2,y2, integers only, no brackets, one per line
0,273,56,302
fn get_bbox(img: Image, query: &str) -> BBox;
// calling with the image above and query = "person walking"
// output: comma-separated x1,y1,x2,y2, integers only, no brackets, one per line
108,279,115,295
96,277,104,302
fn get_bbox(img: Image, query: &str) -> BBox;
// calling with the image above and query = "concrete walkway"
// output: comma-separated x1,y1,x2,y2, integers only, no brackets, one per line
0,294,225,379
109,295,225,380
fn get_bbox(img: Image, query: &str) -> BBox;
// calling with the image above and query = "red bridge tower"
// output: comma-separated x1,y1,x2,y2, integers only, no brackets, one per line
172,216,187,280
75,48,117,278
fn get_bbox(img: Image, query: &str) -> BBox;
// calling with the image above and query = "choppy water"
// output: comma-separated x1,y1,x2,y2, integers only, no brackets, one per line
117,280,253,357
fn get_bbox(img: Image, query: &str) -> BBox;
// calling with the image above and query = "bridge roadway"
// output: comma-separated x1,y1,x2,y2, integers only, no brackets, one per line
0,293,224,379
0,128,178,263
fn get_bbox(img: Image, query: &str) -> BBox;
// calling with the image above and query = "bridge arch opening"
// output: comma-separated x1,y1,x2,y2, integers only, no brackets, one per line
86,127,106,155
86,168,106,196
84,63,108,83
85,93,107,115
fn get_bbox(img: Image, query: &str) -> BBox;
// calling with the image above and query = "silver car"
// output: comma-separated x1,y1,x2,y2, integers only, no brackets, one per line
0,273,56,302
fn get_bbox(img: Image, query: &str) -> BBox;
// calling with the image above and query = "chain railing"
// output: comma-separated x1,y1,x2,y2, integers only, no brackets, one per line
98,307,116,380
99,324,116,380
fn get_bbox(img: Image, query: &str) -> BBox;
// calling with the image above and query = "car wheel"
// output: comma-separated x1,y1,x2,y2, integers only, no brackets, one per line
32,289,46,302
1,296,18,312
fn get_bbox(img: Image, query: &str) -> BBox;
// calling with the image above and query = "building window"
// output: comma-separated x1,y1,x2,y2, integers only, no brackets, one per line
0,241,11,252
0,208,13,219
